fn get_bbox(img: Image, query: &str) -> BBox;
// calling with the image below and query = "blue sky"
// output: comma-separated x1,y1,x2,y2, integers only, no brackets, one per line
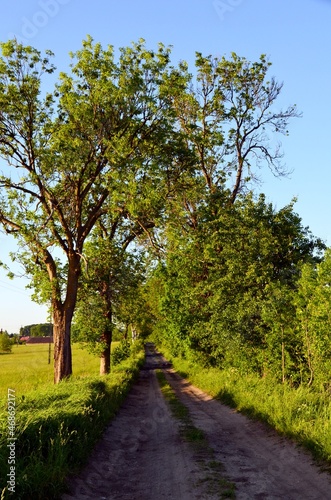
0,0,330,333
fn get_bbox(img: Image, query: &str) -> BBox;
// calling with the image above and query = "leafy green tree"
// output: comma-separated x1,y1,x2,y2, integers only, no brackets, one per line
0,38,189,382
149,52,307,373
172,53,300,211
296,251,331,388
73,239,145,374
153,195,323,373
0,332,12,353
72,144,181,375
20,323,53,337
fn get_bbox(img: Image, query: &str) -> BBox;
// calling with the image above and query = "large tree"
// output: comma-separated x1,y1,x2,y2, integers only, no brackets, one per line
0,37,188,382
148,52,310,373
72,145,180,376
169,53,300,232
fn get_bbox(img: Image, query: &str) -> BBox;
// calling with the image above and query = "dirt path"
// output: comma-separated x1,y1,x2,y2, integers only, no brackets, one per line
163,367,331,499
63,345,331,499
62,345,215,500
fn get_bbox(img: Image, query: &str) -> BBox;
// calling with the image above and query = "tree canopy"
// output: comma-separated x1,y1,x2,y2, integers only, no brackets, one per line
1,37,322,387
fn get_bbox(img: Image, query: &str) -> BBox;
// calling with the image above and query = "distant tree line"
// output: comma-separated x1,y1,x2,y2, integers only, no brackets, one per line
20,323,53,337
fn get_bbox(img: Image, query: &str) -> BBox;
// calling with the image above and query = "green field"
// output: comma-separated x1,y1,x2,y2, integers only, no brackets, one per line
0,343,118,399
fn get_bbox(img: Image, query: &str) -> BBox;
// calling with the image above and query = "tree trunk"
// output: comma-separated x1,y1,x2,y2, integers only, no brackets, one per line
229,153,244,205
131,325,137,342
53,307,73,384
305,321,314,387
52,252,80,384
124,324,128,341
100,330,112,375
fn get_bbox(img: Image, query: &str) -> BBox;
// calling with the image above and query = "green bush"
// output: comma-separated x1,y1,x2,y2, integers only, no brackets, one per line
112,340,131,366
0,334,12,353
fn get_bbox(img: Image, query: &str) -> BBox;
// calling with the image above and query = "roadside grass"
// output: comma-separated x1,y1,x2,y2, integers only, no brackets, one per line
156,370,236,499
0,343,120,398
0,342,144,500
158,346,331,468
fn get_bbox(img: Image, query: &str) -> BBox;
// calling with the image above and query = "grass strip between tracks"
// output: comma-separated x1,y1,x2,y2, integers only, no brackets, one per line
156,369,236,499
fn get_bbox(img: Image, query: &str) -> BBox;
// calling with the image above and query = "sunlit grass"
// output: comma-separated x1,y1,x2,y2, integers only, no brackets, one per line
0,342,119,398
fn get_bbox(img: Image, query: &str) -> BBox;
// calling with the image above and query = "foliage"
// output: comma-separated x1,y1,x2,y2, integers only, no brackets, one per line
295,250,331,388
73,241,145,353
152,194,323,376
0,333,12,353
2,35,329,495
171,52,300,214
0,37,326,390
20,324,53,338
144,50,323,383
0,37,190,382
112,340,131,366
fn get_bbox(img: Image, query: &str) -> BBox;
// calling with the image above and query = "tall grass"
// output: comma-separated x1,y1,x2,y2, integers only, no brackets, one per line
0,342,144,499
159,345,331,466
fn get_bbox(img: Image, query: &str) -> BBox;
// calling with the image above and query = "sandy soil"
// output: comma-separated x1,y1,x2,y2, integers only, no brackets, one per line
63,345,331,499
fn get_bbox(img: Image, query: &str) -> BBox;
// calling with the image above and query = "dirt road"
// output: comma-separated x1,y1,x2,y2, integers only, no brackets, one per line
63,345,331,499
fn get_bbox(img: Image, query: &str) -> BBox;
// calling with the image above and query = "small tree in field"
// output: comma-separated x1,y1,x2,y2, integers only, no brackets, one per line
0,332,12,353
